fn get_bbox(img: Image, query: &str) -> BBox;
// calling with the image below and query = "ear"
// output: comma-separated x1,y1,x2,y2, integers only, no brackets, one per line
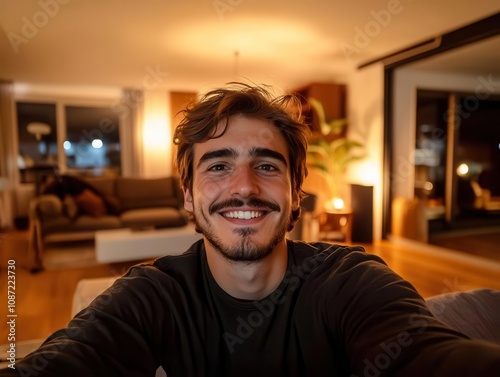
183,188,193,212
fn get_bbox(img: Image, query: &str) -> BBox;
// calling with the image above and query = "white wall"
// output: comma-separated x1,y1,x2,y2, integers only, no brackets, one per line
347,63,385,241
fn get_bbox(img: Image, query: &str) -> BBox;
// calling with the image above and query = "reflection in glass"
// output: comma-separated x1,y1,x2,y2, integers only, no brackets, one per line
456,96,500,215
414,90,448,219
16,102,58,184
64,106,121,176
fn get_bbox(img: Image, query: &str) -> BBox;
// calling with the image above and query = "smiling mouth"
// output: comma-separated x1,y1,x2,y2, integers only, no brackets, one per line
221,210,266,220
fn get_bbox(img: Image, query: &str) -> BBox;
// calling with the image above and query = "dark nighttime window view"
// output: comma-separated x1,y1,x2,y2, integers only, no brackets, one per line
16,102,58,185
64,105,121,177
456,96,500,220
16,103,121,186
415,89,500,237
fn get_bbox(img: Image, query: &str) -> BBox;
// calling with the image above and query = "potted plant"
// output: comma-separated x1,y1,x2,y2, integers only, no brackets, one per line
306,98,365,211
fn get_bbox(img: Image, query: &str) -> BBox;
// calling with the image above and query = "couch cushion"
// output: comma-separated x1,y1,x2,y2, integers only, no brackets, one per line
41,216,73,233
120,207,187,228
84,177,116,197
115,177,180,210
72,215,122,231
426,289,500,344
84,177,122,215
37,195,63,219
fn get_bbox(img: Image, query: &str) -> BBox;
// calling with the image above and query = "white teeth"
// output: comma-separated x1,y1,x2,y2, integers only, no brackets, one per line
223,211,264,219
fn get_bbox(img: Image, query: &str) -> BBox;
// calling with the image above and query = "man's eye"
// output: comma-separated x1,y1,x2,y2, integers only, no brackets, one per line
257,164,277,171
208,164,227,171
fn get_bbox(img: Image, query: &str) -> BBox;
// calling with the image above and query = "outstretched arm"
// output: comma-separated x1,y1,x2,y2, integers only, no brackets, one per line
323,251,500,376
1,266,171,377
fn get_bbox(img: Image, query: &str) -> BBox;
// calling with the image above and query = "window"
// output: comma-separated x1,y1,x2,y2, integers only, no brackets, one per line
16,101,122,183
64,105,121,176
16,102,58,184
414,90,500,229
414,90,448,215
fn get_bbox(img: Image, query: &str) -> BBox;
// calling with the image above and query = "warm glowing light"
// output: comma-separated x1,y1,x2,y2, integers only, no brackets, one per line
348,160,379,186
325,197,345,211
141,91,172,177
456,163,469,176
91,139,103,149
333,198,345,210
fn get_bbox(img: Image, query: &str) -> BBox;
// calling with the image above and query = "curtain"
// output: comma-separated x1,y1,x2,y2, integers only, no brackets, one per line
118,88,145,177
0,80,16,228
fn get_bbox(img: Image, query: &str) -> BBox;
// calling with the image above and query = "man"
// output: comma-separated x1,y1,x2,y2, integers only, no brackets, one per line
2,83,500,376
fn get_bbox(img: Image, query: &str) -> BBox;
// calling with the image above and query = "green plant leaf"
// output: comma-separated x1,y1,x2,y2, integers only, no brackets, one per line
306,98,366,187
309,98,326,125
328,118,348,135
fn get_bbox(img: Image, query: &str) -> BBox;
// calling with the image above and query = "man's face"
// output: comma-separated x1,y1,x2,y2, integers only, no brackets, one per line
183,116,299,263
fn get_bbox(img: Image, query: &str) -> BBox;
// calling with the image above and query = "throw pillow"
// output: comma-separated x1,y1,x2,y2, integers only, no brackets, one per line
74,189,107,217
103,194,122,215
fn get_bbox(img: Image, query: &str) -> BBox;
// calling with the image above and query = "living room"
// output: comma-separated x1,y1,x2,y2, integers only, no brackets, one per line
1,0,500,365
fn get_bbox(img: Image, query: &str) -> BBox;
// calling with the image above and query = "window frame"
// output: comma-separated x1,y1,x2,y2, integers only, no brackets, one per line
13,92,124,185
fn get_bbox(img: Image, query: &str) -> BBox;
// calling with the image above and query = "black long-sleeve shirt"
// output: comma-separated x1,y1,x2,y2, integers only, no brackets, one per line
2,240,500,376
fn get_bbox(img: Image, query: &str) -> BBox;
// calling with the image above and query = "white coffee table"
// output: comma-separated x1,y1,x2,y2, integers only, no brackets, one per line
95,225,202,263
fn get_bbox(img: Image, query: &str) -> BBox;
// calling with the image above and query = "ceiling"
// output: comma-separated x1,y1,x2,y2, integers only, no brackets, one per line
403,35,500,76
1,1,499,93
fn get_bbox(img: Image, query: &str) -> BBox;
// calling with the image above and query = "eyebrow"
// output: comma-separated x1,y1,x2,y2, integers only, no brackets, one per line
249,147,288,166
197,147,288,168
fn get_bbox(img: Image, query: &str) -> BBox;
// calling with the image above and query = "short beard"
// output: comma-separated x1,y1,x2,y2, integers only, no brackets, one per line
191,196,290,263
202,223,287,264
192,213,289,264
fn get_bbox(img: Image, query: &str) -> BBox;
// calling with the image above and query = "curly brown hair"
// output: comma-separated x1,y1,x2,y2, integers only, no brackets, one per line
173,82,310,229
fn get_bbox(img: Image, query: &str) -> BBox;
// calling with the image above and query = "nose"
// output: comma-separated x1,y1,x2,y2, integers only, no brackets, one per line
230,165,260,198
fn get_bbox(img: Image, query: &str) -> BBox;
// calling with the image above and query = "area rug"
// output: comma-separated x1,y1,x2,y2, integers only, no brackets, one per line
42,240,100,271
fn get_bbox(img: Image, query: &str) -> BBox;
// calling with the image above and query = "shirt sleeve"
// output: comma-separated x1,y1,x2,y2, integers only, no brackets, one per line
1,266,173,377
320,249,500,376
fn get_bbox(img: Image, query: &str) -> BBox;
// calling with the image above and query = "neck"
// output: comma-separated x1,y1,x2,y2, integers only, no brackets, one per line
205,239,289,300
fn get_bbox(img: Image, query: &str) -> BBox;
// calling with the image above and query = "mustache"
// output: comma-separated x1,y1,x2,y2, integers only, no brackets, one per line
209,198,280,215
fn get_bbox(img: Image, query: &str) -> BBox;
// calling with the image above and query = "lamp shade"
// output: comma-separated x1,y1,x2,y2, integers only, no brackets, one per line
27,122,51,141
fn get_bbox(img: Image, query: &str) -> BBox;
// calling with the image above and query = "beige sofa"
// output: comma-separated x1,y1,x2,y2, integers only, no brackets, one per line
28,175,188,271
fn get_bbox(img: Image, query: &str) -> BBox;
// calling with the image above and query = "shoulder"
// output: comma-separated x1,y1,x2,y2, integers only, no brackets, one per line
152,239,204,276
290,240,418,301
104,240,205,298
288,240,385,277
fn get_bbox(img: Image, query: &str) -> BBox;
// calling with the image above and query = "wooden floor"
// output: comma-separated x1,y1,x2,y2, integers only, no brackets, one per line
1,229,500,344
